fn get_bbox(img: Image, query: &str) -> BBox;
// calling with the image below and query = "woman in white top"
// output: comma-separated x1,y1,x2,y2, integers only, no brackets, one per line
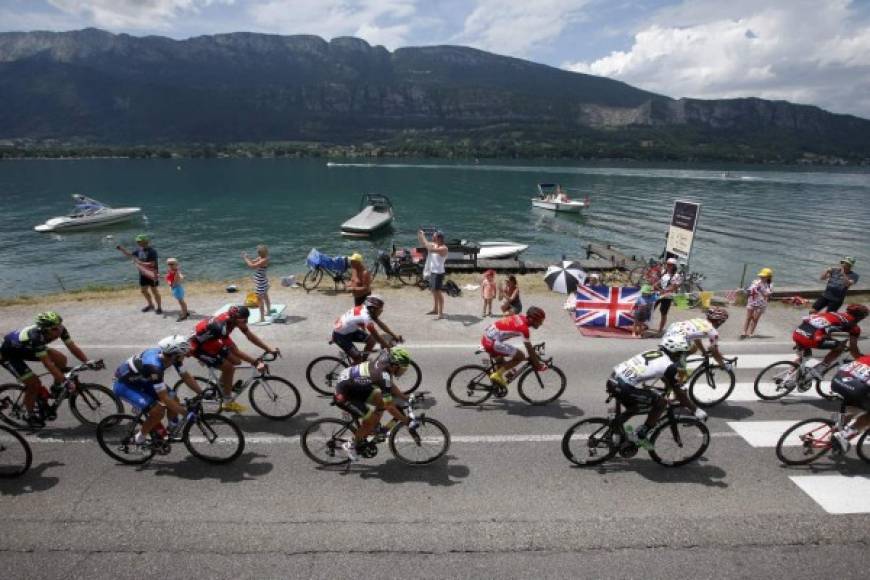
418,229,448,319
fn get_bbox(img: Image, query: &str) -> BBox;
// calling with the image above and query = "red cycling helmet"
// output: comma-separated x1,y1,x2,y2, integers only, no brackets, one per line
227,305,250,320
526,306,546,324
846,303,869,320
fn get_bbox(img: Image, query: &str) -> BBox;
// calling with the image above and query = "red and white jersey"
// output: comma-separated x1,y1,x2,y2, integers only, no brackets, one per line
664,318,719,346
836,355,870,384
483,314,531,343
333,306,376,335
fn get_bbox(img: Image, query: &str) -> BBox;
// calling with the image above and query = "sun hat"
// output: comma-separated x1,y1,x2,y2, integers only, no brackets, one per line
349,253,363,263
641,284,653,294
666,257,678,265
135,234,149,243
758,267,773,278
166,257,178,265
841,256,856,266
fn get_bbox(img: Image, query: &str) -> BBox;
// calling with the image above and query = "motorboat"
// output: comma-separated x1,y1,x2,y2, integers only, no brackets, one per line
476,241,529,260
34,194,141,232
531,183,589,213
340,193,394,237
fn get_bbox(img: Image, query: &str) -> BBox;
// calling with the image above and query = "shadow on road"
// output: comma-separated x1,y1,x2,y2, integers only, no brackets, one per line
442,314,483,327
230,412,318,436
278,315,306,325
577,456,729,488
706,403,754,420
776,456,870,475
151,452,274,482
455,398,584,420
353,454,469,486
0,461,64,496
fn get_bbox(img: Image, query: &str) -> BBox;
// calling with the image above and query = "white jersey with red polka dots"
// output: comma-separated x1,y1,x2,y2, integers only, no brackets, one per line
333,306,376,335
664,318,719,346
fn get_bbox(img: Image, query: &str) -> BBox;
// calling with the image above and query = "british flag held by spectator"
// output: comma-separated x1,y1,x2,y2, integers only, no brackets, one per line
574,285,640,328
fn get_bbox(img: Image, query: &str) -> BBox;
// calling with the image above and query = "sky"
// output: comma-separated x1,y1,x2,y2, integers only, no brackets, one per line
1,0,869,119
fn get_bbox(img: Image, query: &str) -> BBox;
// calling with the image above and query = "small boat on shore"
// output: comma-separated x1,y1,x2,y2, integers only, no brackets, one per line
34,194,141,232
341,193,394,237
476,241,529,260
531,183,589,213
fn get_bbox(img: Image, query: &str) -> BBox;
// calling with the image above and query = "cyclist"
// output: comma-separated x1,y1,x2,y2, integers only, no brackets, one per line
113,335,202,447
0,312,99,426
481,306,546,388
831,354,870,452
189,305,279,413
333,347,418,461
332,295,403,365
662,307,732,372
607,334,702,449
792,303,867,380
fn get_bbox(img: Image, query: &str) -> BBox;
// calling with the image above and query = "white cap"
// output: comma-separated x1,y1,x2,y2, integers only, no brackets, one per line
666,257,678,265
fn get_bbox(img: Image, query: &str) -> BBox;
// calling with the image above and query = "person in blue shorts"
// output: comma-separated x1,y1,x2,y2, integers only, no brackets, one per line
112,335,203,446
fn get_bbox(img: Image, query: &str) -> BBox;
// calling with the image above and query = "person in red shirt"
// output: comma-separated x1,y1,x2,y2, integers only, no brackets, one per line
481,306,546,388
189,305,278,413
792,303,867,378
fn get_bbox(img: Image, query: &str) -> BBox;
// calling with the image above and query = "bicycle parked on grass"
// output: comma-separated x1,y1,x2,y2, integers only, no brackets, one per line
0,361,121,429
446,342,567,406
562,385,710,467
173,352,301,420
0,422,31,478
301,391,449,466
95,392,245,465
753,342,844,401
775,396,869,465
302,249,351,292
305,343,422,397
371,248,427,287
685,352,738,408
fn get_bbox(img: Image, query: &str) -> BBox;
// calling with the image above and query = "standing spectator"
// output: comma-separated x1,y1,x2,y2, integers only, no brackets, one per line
500,274,522,315
481,269,497,317
631,284,657,337
741,267,773,339
418,229,448,319
165,258,189,322
117,234,162,314
347,253,372,306
812,257,859,314
242,244,271,323
654,257,682,336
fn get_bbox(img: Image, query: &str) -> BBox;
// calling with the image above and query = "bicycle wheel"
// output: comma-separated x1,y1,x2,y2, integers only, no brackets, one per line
301,418,354,466
0,384,30,429
183,413,245,464
518,364,567,405
857,430,869,464
96,414,155,465
0,425,31,478
248,376,301,420
688,366,736,408
754,361,800,400
648,417,710,467
173,376,223,413
814,366,838,401
395,360,422,395
302,268,323,291
69,383,123,426
397,264,421,286
389,417,450,465
305,356,348,396
775,418,835,466
445,364,494,405
561,418,618,466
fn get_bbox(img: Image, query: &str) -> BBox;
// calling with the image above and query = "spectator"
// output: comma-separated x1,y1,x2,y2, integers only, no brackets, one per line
741,267,773,339
586,272,602,286
117,234,162,314
654,257,682,336
165,258,189,322
347,253,372,306
481,269,497,317
418,229,448,319
500,274,522,315
242,244,271,323
812,257,859,314
632,284,657,337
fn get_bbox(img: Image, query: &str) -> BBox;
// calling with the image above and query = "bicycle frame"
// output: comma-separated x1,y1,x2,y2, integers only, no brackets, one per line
478,342,552,383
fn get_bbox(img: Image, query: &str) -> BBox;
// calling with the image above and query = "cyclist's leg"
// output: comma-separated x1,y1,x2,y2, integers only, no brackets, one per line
113,381,161,437
2,357,40,414
818,339,843,367
334,331,366,364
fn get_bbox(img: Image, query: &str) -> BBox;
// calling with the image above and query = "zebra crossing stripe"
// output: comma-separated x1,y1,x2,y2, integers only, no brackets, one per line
725,421,797,447
789,475,870,514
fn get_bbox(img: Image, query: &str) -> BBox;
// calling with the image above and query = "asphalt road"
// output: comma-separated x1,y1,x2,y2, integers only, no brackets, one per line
1,291,869,578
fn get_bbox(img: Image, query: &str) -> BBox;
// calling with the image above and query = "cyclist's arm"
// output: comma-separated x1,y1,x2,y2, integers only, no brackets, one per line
523,341,541,366
238,326,274,354
373,319,401,342
689,339,704,356
177,370,203,395
388,383,408,404
848,335,863,360
708,343,726,367
156,388,185,416
64,339,89,364
368,326,391,349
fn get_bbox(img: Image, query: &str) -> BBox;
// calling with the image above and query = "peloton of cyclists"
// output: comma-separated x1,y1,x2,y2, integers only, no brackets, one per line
792,303,867,380
481,306,547,390
331,295,403,364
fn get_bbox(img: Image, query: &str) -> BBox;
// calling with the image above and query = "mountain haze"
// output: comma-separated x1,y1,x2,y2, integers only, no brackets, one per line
1,28,868,162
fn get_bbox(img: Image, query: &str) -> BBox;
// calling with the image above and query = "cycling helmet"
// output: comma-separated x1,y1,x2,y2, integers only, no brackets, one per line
387,346,411,368
526,306,546,324
227,305,250,320
846,303,869,320
364,295,385,310
158,335,191,357
660,334,690,354
705,306,729,323
35,311,63,328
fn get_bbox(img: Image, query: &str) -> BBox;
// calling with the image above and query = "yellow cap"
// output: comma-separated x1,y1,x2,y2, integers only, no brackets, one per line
758,267,773,278
349,253,363,263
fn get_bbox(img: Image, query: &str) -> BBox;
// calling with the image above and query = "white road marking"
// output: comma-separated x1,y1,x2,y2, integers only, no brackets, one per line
789,475,870,514
726,421,799,447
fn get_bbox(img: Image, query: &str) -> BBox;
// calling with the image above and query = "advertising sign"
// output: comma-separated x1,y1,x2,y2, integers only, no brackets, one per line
666,200,701,260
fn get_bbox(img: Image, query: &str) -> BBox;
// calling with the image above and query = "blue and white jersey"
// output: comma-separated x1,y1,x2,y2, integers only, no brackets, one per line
113,347,184,393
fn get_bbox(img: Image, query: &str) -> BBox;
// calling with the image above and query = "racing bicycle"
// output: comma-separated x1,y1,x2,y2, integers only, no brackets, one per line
0,422,31,478
753,342,844,401
685,353,738,408
775,396,869,465
305,342,422,396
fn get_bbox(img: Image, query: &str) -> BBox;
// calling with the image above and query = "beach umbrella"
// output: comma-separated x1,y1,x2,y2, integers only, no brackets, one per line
544,263,586,294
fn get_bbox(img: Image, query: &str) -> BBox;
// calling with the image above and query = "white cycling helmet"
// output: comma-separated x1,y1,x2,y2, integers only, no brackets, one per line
659,334,689,354
158,335,191,357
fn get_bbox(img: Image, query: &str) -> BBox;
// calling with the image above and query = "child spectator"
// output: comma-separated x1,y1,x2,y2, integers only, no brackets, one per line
481,269,497,317
741,267,773,339
243,244,271,323
165,258,189,322
632,284,657,337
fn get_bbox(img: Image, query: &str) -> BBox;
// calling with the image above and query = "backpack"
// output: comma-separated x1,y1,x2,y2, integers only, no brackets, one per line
444,279,461,297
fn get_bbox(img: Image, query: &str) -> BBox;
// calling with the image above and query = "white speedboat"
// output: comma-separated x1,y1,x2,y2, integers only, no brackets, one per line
531,183,589,213
341,193,394,237
476,241,529,260
34,194,141,232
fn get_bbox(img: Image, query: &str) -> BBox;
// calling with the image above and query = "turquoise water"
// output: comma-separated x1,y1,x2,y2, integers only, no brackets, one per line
0,158,868,297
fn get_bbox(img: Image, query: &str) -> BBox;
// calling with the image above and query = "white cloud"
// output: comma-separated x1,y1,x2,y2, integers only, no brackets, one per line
562,0,870,118
47,0,233,30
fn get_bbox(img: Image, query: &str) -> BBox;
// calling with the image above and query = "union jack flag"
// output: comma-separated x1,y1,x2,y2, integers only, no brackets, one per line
574,285,641,328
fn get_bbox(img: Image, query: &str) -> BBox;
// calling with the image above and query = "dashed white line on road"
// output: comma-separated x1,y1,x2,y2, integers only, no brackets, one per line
790,475,870,514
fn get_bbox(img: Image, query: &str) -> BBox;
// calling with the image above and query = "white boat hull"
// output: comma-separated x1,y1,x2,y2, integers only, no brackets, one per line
341,205,393,237
531,198,586,213
477,241,529,260
34,208,141,232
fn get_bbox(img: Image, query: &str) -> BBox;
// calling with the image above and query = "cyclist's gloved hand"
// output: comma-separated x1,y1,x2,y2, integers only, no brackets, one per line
87,359,105,370
723,362,734,372
535,363,549,372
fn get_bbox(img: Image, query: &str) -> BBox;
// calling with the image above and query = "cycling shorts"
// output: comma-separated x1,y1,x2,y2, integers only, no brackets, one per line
792,331,841,353
332,330,369,360
606,376,663,411
0,356,36,381
113,380,160,413
481,336,517,358
334,381,380,419
831,377,870,412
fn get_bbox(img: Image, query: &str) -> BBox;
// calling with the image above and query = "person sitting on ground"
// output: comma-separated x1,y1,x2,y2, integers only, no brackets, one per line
663,307,732,376
112,335,203,447
499,274,522,315
481,306,546,389
741,267,773,339
813,257,859,314
332,295,403,365
189,305,279,413
0,311,100,427
347,253,372,307
830,354,870,453
792,303,867,379
631,284,657,337
334,347,418,462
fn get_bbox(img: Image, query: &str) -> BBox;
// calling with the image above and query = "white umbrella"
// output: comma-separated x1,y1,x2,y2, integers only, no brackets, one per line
544,263,586,294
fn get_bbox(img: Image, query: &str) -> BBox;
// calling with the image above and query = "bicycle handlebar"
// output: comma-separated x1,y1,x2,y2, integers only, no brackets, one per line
260,351,280,363
64,359,104,379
